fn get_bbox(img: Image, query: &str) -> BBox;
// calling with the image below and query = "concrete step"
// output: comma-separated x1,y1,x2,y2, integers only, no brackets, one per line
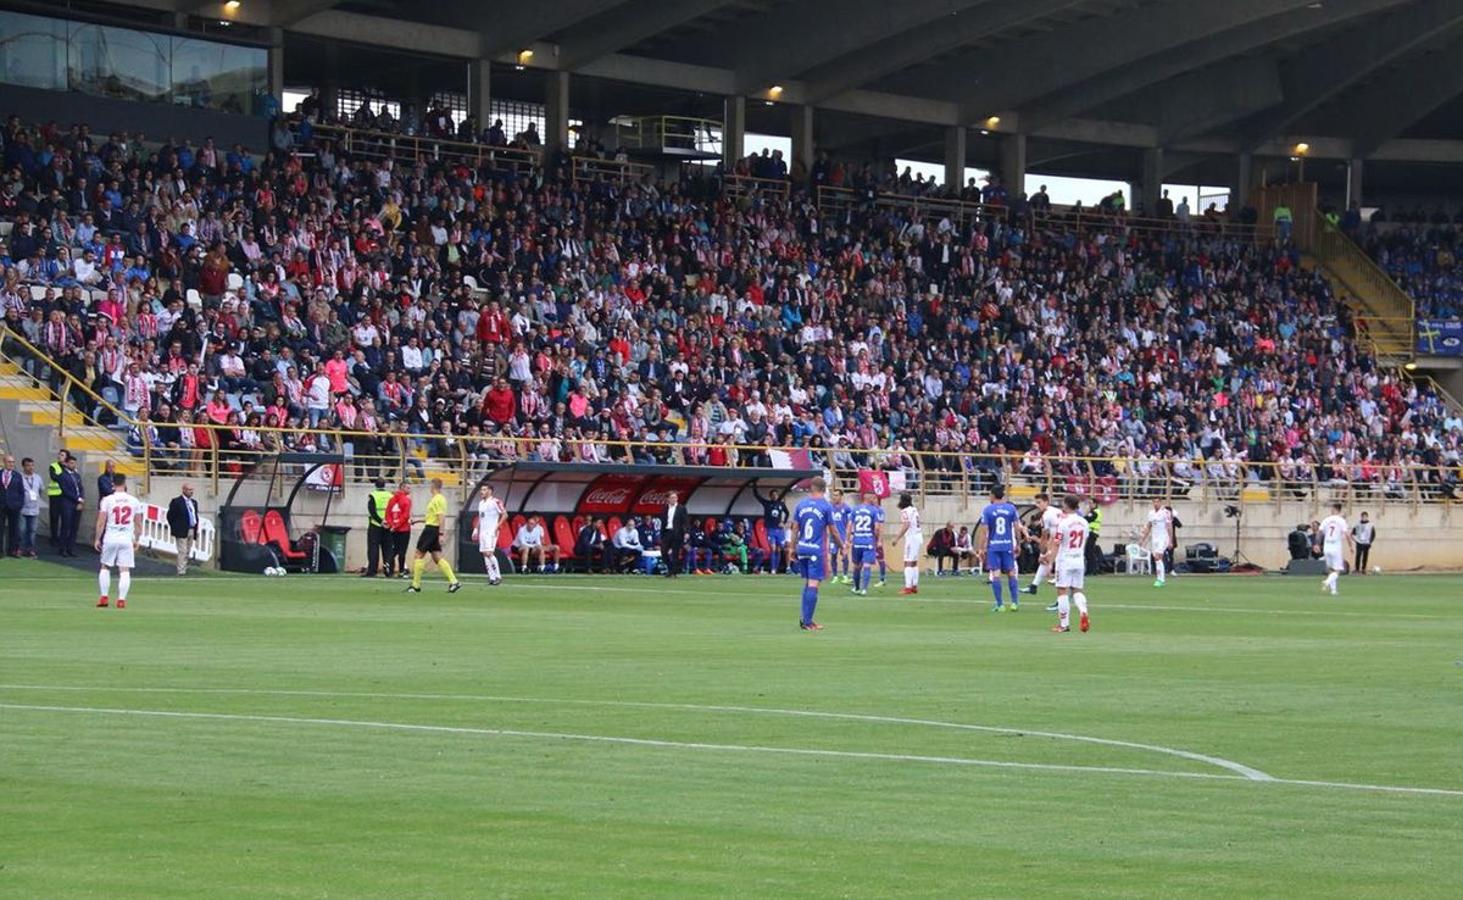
0,384,51,401
22,406,87,428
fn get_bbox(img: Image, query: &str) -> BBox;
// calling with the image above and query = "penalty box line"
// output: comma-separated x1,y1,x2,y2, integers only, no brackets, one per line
3,699,1461,798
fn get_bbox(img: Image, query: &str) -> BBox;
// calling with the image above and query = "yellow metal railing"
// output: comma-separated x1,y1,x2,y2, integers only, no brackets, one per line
5,326,1457,508
615,115,721,157
571,155,656,186
312,123,541,176
1313,219,1416,358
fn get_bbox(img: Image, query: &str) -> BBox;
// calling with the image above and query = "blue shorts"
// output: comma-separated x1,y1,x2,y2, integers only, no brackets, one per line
852,545,876,566
987,548,1016,573
796,553,826,581
767,527,786,546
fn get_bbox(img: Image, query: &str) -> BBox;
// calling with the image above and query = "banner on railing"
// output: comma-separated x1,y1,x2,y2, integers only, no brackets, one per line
1416,319,1463,355
139,503,215,561
857,470,891,499
304,463,344,493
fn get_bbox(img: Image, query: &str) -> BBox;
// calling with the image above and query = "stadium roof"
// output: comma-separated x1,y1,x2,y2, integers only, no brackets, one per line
102,1,1463,187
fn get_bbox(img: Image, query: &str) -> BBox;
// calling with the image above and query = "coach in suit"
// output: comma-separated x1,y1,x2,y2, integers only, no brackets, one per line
1,455,23,556
167,483,201,575
661,490,688,578
56,456,83,557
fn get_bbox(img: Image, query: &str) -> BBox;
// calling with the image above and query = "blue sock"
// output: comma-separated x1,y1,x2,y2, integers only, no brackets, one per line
853,566,863,591
878,560,887,581
1008,575,1019,601
991,578,1004,608
801,584,818,625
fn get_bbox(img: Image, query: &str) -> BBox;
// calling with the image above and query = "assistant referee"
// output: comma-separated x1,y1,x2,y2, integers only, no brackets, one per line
406,478,461,594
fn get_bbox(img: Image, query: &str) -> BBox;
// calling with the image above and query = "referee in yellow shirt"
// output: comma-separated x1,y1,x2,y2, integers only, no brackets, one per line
407,478,462,593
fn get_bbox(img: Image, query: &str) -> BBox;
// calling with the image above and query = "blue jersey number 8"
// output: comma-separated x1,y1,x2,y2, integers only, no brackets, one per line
994,517,1007,535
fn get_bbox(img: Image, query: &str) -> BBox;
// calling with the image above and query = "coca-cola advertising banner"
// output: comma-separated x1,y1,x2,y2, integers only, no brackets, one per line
576,474,706,515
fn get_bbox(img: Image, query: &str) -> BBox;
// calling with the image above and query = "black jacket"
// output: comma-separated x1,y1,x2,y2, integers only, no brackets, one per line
662,504,688,543
167,494,200,538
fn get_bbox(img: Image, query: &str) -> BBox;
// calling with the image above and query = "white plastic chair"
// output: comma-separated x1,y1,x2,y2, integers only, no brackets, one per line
1124,543,1151,575
226,272,244,292
186,288,203,310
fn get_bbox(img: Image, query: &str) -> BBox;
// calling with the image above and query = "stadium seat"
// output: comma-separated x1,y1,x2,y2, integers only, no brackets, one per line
496,522,515,551
261,510,309,561
239,509,264,544
752,519,770,553
553,515,576,558
606,516,623,538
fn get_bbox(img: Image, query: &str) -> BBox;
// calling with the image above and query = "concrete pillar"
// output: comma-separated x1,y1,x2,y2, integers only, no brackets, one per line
469,59,492,134
267,27,285,111
544,70,570,153
1140,147,1163,216
1347,157,1364,209
1234,152,1252,209
943,125,967,192
789,105,814,177
998,132,1026,197
723,95,746,169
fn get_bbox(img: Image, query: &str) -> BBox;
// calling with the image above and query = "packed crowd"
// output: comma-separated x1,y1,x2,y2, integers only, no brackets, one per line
1362,222,1463,319
1,110,1461,499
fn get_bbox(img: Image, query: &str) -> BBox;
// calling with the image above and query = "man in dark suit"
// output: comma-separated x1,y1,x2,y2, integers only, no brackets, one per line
167,483,201,575
1,455,23,557
57,455,84,557
574,517,608,573
661,490,688,578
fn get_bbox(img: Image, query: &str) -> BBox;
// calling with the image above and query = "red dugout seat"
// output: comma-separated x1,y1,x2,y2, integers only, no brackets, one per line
262,510,308,560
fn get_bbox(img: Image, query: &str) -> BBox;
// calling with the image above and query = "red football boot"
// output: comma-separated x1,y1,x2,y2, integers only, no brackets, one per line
96,596,109,608
1079,611,1089,632
116,599,127,610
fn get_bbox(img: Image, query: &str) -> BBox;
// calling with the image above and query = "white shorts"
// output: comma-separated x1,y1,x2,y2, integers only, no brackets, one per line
478,528,499,554
1055,561,1085,590
1324,549,1345,572
1150,540,1168,558
903,533,923,561
100,540,135,568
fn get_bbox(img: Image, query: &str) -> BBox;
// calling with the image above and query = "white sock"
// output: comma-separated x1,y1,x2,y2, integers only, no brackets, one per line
99,569,111,598
908,565,919,588
1073,591,1088,615
1154,560,1165,581
1032,564,1048,587
486,556,501,580
1057,594,1070,628
118,571,131,601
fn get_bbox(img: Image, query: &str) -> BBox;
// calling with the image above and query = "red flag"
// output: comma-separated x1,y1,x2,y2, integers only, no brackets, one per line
857,469,891,499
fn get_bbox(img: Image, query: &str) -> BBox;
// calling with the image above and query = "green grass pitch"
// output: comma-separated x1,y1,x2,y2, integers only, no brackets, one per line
3,563,1461,898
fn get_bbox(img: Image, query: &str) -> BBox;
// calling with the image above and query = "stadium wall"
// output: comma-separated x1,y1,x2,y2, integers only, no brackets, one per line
141,476,1457,575
0,85,267,152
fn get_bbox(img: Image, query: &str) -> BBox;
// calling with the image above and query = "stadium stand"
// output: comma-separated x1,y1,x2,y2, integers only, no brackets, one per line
1,109,1461,507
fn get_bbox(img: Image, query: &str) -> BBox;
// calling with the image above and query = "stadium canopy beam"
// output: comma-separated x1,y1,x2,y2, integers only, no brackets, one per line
270,0,344,27
1015,0,1414,133
1151,60,1284,145
556,0,733,71
1236,0,1463,152
478,0,633,57
727,0,984,97
799,0,1086,106
1348,39,1463,159
902,0,1321,123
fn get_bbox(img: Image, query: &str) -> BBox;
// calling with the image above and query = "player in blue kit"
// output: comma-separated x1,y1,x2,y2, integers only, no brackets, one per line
788,477,844,631
848,491,883,595
828,487,853,584
977,484,1028,611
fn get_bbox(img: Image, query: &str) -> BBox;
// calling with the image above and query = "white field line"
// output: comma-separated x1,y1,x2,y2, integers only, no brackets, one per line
0,683,1271,780
4,701,1462,798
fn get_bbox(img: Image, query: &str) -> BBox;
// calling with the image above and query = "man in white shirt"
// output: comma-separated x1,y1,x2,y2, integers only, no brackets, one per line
93,473,142,609
1138,498,1173,587
612,517,644,572
471,484,506,585
1052,495,1091,634
513,514,560,573
1024,492,1065,598
1318,502,1354,595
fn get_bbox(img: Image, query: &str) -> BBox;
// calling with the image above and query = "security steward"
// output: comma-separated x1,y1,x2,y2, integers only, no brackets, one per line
47,450,68,548
363,478,394,577
1084,500,1104,574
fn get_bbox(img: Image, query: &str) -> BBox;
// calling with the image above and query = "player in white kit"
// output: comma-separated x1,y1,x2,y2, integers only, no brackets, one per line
893,492,923,595
93,473,142,609
1022,492,1065,609
1138,498,1173,587
1318,502,1354,595
470,484,507,586
1051,495,1091,633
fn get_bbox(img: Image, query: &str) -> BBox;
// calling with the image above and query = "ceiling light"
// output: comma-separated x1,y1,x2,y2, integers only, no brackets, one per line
517,49,535,65
224,0,241,10
1404,362,1418,371
979,129,989,135
768,85,784,98
985,116,1001,129
1294,142,1310,155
